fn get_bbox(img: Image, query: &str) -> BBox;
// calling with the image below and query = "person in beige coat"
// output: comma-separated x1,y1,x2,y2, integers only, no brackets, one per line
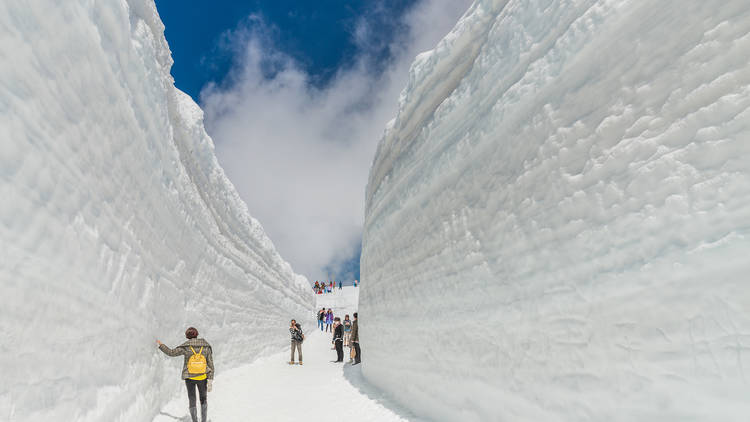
157,327,214,422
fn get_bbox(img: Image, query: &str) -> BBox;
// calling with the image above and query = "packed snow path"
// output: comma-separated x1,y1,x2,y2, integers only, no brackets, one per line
152,330,410,422
153,287,412,422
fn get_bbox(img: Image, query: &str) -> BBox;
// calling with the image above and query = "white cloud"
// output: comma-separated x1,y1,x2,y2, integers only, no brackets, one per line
201,0,472,281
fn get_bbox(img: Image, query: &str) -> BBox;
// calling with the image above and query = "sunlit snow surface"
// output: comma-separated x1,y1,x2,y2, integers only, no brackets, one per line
0,1,313,421
361,0,750,421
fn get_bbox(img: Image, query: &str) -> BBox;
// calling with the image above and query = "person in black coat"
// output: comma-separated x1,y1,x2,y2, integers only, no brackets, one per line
332,317,344,362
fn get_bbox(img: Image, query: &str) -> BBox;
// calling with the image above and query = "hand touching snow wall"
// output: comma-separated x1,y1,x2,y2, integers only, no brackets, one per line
0,1,313,421
360,0,750,421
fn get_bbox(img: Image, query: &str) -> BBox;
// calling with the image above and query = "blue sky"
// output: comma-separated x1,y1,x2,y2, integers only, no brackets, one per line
156,1,419,101
154,1,470,283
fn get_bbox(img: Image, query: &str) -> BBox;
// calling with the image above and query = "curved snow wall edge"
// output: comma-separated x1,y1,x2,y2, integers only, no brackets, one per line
0,1,314,420
360,0,750,421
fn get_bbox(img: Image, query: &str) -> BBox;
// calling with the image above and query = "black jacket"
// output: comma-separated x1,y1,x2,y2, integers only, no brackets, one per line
333,324,343,342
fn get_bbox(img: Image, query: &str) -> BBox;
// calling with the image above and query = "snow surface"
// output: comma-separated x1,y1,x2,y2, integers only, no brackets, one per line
153,329,411,422
361,0,750,421
152,288,405,422
0,1,313,421
316,286,361,318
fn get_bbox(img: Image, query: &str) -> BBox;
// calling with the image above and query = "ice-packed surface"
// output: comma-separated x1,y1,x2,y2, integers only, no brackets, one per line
361,0,750,421
0,1,313,421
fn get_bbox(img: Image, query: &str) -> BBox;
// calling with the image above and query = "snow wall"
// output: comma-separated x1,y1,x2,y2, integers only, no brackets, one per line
0,1,313,421
360,0,750,421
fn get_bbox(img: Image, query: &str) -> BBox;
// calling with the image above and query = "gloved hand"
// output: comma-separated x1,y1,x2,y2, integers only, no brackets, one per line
207,380,213,392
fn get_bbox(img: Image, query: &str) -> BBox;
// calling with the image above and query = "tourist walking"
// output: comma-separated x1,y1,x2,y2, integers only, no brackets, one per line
289,319,304,365
332,317,344,362
156,327,214,422
339,281,342,290
325,308,334,332
352,313,361,365
317,307,325,331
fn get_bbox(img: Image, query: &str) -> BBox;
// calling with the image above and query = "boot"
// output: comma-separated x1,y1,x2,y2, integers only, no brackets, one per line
201,403,208,422
189,406,198,422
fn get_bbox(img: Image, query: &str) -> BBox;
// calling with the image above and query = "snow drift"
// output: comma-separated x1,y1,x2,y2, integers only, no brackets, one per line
0,1,313,421
360,0,750,421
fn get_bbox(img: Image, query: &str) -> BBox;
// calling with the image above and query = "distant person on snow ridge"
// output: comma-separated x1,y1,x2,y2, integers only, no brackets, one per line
157,327,214,422
317,307,325,331
352,313,361,365
339,281,343,290
289,319,304,365
332,317,344,362
353,279,358,288
325,308,334,333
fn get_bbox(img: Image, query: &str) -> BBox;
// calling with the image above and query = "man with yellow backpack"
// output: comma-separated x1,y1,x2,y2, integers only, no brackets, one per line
157,327,214,422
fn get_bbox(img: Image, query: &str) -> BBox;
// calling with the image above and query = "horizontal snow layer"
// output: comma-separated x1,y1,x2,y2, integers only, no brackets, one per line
0,1,313,421
361,0,750,421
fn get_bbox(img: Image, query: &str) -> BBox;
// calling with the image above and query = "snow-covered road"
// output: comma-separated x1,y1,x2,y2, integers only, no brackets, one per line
153,328,413,422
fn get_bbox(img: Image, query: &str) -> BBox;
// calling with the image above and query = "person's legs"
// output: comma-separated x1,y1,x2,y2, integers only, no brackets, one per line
197,380,208,422
290,340,296,363
185,379,198,422
296,341,303,363
353,342,361,364
335,341,343,361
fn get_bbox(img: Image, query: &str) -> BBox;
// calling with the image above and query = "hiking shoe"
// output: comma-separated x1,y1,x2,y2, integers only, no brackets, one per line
298,362,303,365
288,361,295,365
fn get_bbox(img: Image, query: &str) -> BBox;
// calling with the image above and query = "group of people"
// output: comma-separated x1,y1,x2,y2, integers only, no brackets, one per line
318,307,334,331
314,280,340,294
154,311,362,422
330,312,361,364
313,279,359,294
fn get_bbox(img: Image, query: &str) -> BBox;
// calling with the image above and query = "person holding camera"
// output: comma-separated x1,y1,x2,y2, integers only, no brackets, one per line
157,327,214,422
289,319,304,365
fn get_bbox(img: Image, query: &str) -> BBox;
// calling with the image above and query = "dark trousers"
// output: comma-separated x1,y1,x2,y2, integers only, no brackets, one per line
353,342,361,363
335,340,343,361
185,378,207,408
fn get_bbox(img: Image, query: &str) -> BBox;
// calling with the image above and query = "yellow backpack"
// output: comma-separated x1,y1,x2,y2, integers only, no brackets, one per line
187,346,207,375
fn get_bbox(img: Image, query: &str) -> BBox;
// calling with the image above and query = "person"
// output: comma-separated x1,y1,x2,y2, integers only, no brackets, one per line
339,281,342,290
317,307,325,331
353,279,358,288
332,317,344,362
352,312,361,365
325,308,334,333
343,314,353,363
314,281,320,292
157,327,214,422
289,319,304,365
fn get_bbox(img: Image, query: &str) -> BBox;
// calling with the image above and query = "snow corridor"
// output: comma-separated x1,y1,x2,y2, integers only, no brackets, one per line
153,287,415,422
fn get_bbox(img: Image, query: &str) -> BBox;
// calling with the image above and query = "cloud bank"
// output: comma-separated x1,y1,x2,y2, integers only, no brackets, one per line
201,0,472,282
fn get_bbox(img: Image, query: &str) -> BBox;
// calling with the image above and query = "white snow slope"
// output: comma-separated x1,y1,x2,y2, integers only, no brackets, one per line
0,1,313,421
360,0,750,421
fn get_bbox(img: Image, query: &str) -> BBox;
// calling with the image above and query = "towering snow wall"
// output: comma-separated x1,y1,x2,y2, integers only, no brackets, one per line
0,1,313,421
360,0,750,420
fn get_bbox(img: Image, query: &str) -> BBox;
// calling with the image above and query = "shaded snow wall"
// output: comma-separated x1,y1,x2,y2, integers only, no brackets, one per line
0,1,313,421
360,0,750,421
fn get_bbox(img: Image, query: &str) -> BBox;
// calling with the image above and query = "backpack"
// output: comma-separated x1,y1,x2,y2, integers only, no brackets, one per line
187,346,207,375
294,329,304,343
